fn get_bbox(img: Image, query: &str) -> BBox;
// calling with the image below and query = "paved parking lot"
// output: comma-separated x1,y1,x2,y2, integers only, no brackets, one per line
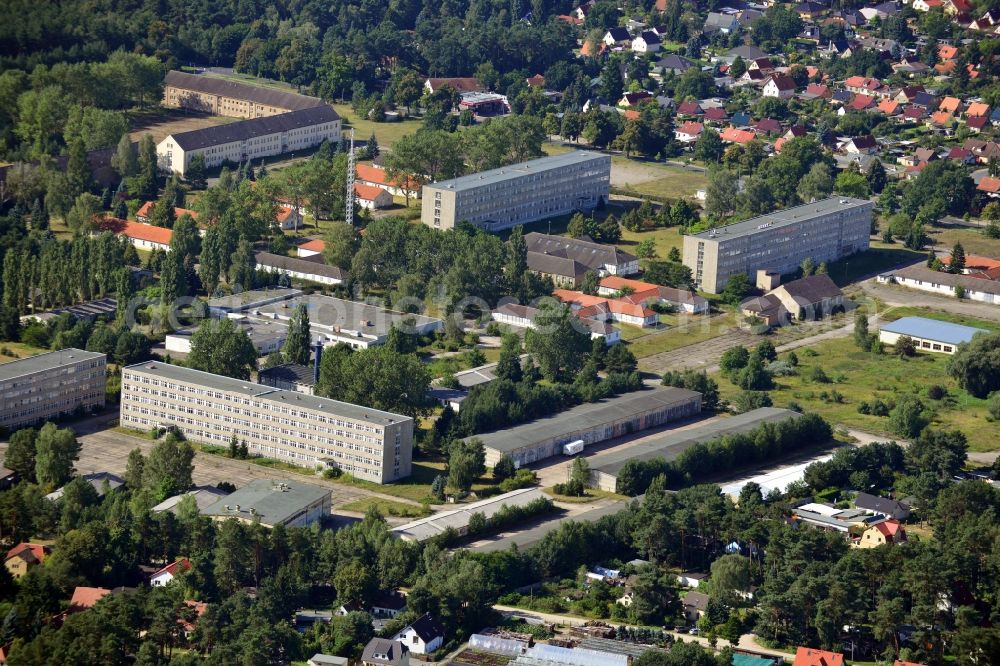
0,413,409,510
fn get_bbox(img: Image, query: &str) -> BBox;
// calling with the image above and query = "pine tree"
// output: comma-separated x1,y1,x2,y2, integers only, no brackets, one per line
101,188,112,210
30,198,48,230
112,133,137,178
366,132,379,159
949,242,965,274
114,198,128,220
115,268,134,324
229,237,256,291
282,303,312,365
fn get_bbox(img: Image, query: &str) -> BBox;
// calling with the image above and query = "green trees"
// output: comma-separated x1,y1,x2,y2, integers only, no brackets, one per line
854,311,874,350
694,128,724,163
721,274,751,306
947,331,1000,398
316,344,431,417
322,222,359,270
495,333,523,383
524,303,591,382
906,429,967,480
661,369,720,411
797,162,833,203
948,243,966,274
142,435,195,500
493,454,516,482
889,395,929,438
448,439,486,492
282,303,311,366
33,423,81,488
187,318,258,380
4,428,38,482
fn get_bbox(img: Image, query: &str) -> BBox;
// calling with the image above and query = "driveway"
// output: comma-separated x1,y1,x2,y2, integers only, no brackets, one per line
861,278,1000,324
493,606,791,662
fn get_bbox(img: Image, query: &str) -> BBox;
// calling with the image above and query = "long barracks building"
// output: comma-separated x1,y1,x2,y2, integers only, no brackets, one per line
120,362,413,483
683,196,874,294
421,151,611,231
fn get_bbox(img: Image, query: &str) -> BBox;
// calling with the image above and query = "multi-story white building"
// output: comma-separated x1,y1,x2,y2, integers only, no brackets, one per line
120,362,413,483
421,151,611,231
0,349,106,430
683,197,873,293
157,105,341,177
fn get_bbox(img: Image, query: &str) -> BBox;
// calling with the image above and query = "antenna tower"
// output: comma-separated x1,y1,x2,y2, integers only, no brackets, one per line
345,128,356,227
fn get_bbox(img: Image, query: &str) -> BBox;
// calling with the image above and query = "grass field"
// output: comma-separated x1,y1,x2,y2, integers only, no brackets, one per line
341,497,432,518
628,312,738,359
616,169,707,200
825,243,926,286
0,342,46,363
714,330,997,451
926,225,1000,257
331,103,424,149
616,226,684,260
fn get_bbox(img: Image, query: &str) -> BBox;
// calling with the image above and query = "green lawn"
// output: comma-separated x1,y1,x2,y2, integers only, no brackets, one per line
341,497,432,518
714,334,997,451
334,459,444,503
542,487,627,503
0,342,47,363
926,225,1000,258
614,166,707,201
331,103,424,149
616,226,684,260
630,312,737,359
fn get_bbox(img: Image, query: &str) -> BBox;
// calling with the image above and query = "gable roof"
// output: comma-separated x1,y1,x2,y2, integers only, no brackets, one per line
426,77,483,93
354,183,389,202
299,239,326,253
606,27,631,42
676,121,704,136
682,590,710,611
70,586,113,610
136,201,200,222
164,71,325,112
5,543,48,564
766,75,797,91
774,274,842,305
151,558,192,580
804,83,830,98
110,220,174,246
877,99,900,115
754,118,782,134
166,105,340,152
255,251,348,281
966,102,990,118
855,492,909,516
362,638,408,666
356,163,420,191
703,107,727,121
939,96,962,113
677,100,703,115
874,519,904,538
525,233,636,272
405,613,445,642
849,94,875,111
655,54,694,72
720,126,756,144
638,30,661,44
793,647,845,666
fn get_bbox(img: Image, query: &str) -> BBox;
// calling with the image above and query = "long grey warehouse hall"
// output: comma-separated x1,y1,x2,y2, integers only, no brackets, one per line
589,407,800,492
472,387,703,468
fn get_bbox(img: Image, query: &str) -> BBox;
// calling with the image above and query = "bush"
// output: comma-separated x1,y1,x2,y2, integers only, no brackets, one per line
927,385,946,400
987,392,1000,420
730,390,773,414
809,366,831,383
889,395,929,438
767,360,797,376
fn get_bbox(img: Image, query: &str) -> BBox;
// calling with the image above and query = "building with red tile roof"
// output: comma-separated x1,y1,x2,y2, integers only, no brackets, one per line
939,96,962,114
803,83,831,99
792,647,844,666
4,543,50,578
597,276,709,313
69,586,113,611
135,201,200,224
849,93,875,111
703,107,727,122
553,289,660,327
356,163,421,198
674,121,704,142
296,239,326,258
354,183,394,209
966,102,990,117
98,218,173,251
938,44,959,60
979,176,1000,195
150,558,192,586
877,99,900,115
720,126,756,144
967,116,989,132
526,74,545,87
930,111,954,125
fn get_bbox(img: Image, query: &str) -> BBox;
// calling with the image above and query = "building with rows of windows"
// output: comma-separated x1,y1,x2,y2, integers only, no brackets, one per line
156,105,341,177
0,349,106,430
162,70,327,119
420,151,611,231
683,197,874,294
120,362,412,483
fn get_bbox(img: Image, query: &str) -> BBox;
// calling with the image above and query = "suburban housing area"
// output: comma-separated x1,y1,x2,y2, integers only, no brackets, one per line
1,0,1000,665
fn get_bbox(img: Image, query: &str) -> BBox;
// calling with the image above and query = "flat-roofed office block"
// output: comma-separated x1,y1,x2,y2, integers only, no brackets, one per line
0,349,106,430
683,197,873,293
120,362,413,483
421,151,611,232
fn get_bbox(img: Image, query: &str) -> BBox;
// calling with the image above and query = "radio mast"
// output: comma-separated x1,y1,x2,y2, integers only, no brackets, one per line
345,128,356,227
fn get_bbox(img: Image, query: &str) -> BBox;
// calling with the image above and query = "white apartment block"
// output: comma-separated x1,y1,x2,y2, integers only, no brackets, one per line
120,362,413,483
157,105,341,177
0,349,106,430
421,151,611,231
684,197,873,293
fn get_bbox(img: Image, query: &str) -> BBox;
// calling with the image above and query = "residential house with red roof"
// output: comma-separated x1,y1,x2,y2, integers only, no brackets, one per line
792,647,844,666
966,102,990,118
354,183,393,210
720,126,756,144
844,76,885,97
674,121,704,143
762,75,797,99
68,587,113,613
297,239,326,258
525,74,545,87
753,118,782,136
856,519,907,548
877,99,900,116
424,78,484,94
977,176,1000,197
912,0,943,11
939,96,962,114
4,543,50,579
929,110,955,127
619,91,652,107
703,107,727,123
967,116,989,133
150,558,192,587
676,100,703,116
802,83,831,99
356,163,421,199
848,93,876,111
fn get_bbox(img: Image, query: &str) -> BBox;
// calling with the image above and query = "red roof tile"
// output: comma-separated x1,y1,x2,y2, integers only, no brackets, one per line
793,647,845,666
70,586,112,610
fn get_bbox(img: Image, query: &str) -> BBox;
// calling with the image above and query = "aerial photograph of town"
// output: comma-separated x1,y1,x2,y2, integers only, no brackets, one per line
0,0,999,664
